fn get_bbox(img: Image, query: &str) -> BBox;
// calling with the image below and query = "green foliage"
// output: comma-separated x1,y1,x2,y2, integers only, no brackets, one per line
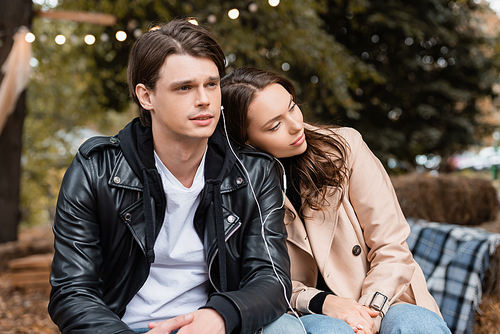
318,0,500,164
22,3,135,226
21,0,500,226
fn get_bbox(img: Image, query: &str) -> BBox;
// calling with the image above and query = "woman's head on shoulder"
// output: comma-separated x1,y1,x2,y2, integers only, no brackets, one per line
220,67,307,158
221,66,349,215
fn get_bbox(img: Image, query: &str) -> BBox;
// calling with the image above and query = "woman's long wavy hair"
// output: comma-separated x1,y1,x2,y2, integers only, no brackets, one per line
220,67,348,217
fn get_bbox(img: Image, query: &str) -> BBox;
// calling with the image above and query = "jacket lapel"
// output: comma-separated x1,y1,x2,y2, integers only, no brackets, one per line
108,152,143,191
285,196,313,256
303,190,341,272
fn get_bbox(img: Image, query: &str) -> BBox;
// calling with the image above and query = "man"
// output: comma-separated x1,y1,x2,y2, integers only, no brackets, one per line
48,19,299,334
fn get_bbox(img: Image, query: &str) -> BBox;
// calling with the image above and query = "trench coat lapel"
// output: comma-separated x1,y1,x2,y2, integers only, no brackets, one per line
303,192,340,272
285,197,313,256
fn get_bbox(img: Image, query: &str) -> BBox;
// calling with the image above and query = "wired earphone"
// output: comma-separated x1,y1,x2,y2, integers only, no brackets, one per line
220,106,307,334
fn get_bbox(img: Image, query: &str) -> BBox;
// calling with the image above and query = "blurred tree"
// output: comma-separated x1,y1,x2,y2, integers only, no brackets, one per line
21,0,500,226
42,0,500,166
44,0,380,119
23,0,380,226
317,0,500,166
0,0,33,242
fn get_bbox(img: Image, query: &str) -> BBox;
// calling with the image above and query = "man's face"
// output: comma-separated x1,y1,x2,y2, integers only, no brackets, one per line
144,54,221,145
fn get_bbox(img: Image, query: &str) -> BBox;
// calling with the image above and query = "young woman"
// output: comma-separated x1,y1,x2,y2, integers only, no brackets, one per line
220,67,451,334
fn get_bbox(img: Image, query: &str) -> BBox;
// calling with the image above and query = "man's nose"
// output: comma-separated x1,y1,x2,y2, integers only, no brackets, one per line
196,87,210,106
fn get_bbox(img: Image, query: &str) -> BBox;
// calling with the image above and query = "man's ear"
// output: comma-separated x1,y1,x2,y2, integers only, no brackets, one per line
136,84,154,111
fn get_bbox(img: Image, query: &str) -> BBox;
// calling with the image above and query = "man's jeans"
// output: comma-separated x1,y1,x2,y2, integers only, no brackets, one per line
261,313,304,333
132,313,305,334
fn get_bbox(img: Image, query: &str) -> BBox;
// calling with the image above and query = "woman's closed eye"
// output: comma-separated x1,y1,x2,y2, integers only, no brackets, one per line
270,122,281,131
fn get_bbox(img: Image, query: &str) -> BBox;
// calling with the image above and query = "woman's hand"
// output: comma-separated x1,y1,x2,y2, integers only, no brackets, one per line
322,295,380,334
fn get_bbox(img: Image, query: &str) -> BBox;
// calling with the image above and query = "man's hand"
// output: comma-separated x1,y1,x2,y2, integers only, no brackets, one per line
322,295,379,334
148,309,225,334
146,313,194,334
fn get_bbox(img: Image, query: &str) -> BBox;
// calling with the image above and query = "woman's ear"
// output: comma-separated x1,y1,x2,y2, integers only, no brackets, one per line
136,84,154,111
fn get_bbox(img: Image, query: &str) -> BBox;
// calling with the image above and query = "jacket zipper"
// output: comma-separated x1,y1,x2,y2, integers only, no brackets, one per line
208,221,242,292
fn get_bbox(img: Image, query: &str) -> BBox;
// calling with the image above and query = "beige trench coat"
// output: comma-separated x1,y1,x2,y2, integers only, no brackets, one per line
286,127,441,331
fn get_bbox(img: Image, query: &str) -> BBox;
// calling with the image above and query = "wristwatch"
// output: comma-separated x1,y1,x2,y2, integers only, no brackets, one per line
369,292,388,315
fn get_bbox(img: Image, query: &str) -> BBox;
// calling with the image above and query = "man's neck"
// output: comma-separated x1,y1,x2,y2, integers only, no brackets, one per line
153,135,208,188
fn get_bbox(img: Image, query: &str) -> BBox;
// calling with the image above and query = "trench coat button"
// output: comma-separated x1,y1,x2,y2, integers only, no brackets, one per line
113,176,121,184
124,213,131,221
227,215,236,223
236,177,243,185
110,137,118,144
352,245,362,256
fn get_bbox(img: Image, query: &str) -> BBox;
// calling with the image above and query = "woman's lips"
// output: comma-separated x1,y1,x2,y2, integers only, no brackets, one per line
291,132,305,146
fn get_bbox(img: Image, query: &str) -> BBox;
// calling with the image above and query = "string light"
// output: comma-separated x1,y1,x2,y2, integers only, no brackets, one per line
228,8,239,19
25,32,36,43
8,7,269,46
269,0,280,7
115,30,127,42
55,34,66,45
84,34,95,45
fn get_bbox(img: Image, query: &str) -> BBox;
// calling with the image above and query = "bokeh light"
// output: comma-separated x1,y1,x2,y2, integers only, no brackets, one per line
84,34,95,45
25,32,35,43
115,31,127,42
228,9,240,19
55,34,66,45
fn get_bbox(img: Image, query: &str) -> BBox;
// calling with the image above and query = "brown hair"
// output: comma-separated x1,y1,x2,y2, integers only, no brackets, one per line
127,19,226,127
221,67,348,216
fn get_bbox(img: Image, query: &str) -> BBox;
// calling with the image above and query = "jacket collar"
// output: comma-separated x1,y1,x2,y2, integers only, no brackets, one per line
205,124,239,184
117,118,238,187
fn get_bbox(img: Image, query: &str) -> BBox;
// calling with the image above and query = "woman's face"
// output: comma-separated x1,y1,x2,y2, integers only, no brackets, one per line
246,83,307,158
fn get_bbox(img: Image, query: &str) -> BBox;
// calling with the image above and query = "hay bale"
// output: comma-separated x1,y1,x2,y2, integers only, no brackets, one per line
483,244,500,297
392,173,499,225
474,294,500,334
474,243,500,333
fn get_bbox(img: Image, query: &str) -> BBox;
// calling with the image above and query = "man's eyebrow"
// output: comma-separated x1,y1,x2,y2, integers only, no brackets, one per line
169,79,193,88
169,75,220,88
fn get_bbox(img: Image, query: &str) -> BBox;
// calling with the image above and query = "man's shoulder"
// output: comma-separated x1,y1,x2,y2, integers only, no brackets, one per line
238,147,275,164
78,135,120,159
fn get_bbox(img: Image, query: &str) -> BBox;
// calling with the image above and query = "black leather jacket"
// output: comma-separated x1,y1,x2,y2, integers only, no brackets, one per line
48,118,290,334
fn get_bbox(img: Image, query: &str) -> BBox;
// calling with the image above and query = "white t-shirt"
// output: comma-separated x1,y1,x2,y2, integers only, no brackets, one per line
122,150,209,328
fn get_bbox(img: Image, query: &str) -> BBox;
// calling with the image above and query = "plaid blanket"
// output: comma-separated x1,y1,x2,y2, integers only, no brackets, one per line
406,219,500,334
